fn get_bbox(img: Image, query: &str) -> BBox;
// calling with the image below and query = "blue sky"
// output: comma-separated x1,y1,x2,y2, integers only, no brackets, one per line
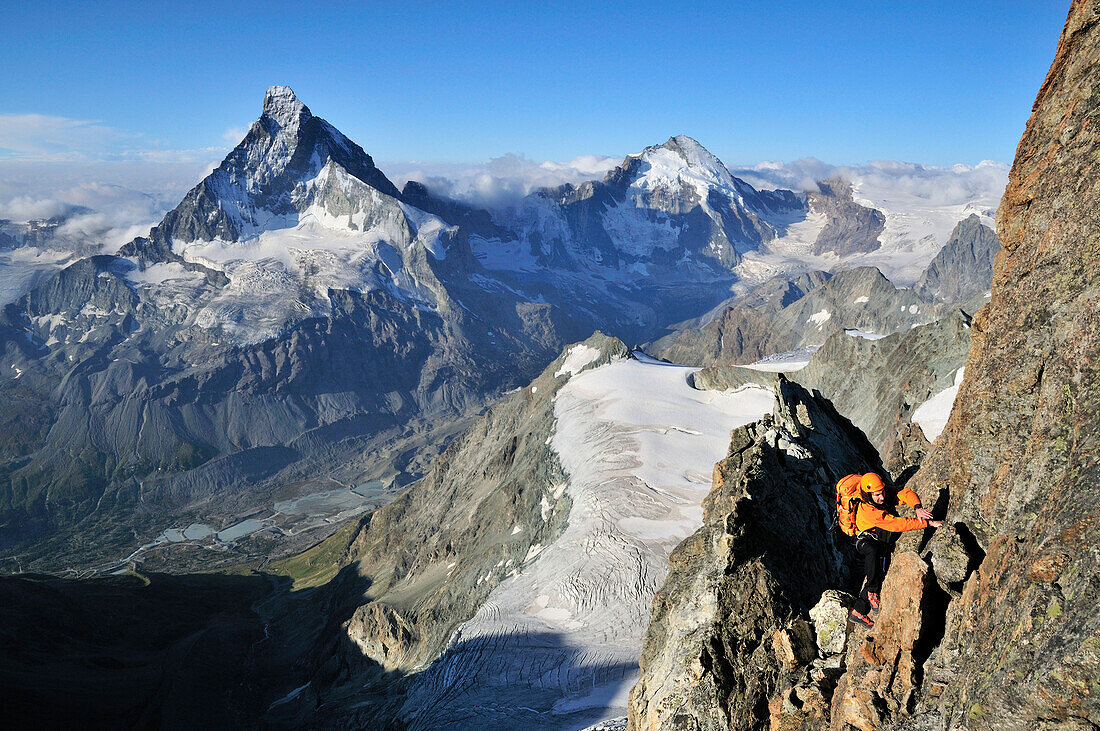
0,1,1070,167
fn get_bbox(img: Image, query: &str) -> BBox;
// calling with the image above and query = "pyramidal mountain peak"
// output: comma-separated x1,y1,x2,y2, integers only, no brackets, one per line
121,86,407,265
111,86,474,342
616,134,760,214
226,84,398,204
261,84,312,129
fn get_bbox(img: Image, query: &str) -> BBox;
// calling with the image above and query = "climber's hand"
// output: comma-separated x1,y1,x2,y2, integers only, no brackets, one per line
927,520,944,528
915,507,934,520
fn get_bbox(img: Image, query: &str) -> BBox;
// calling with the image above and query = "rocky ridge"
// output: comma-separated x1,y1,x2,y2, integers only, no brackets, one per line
627,377,882,730
885,2,1100,726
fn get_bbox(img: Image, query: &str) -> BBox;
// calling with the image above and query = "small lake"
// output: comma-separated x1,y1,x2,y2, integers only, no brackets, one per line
216,518,267,542
162,523,214,542
275,482,387,517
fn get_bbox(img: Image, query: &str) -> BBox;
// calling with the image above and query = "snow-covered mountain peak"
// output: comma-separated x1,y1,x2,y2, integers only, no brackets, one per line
113,87,459,343
262,85,312,130
133,86,407,250
661,135,729,176
627,135,739,199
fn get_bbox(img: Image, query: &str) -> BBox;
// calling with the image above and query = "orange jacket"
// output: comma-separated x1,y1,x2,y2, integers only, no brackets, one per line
854,487,927,534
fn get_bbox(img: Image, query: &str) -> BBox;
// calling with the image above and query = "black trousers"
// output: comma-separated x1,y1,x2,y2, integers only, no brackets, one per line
854,532,892,615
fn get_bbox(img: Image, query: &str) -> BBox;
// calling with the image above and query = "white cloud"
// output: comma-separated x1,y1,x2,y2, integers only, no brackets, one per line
731,157,1008,209
0,114,135,161
0,195,79,221
846,159,1009,208
223,127,248,145
0,160,216,253
0,113,228,164
383,153,621,209
729,157,837,192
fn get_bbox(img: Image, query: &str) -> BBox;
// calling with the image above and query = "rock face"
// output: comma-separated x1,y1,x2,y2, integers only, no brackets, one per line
809,178,887,257
890,3,1100,727
913,214,1001,306
639,5,1100,729
627,377,882,730
829,552,935,731
809,590,853,657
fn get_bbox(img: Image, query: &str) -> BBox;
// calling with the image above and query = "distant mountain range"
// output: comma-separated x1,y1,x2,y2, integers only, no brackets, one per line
0,86,999,572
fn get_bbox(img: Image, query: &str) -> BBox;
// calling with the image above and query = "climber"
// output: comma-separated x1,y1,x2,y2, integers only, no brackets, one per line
848,472,942,628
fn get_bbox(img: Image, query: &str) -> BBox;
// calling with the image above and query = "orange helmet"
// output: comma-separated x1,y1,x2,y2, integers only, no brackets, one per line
860,473,885,492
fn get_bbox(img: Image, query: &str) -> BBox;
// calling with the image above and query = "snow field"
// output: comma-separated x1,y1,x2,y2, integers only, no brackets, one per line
407,356,774,728
741,346,818,372
0,247,80,306
555,344,603,377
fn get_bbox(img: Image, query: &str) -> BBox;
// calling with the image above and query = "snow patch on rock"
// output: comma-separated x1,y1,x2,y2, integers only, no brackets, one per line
808,309,831,327
555,343,603,377
844,328,887,341
913,366,966,441
742,346,818,372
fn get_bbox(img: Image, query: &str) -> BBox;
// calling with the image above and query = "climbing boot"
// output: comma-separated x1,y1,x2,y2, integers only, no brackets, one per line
868,592,880,610
849,609,874,628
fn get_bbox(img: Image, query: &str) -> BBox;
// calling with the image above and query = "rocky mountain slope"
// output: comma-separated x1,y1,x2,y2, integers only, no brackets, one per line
628,3,1100,728
0,335,624,728
652,265,948,367
913,213,1001,307
882,2,1100,726
694,309,973,476
1,332,777,729
258,334,781,729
